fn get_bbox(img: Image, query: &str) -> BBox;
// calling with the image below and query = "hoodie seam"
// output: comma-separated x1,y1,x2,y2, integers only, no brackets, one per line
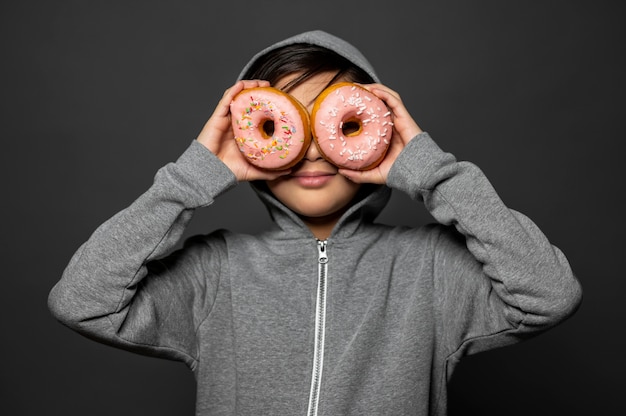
106,315,199,368
437,325,521,411
113,211,183,314
191,236,228,365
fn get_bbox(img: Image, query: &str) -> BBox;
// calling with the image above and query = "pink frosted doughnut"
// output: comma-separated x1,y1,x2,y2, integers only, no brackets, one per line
230,87,311,170
311,82,393,170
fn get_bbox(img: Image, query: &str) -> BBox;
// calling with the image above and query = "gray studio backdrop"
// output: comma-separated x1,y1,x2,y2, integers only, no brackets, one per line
2,0,623,415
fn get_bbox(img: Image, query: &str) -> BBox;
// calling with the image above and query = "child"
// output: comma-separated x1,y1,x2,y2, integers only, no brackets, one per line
48,30,582,415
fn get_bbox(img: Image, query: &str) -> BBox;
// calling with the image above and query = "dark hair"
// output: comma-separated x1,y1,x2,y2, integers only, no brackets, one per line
242,43,375,93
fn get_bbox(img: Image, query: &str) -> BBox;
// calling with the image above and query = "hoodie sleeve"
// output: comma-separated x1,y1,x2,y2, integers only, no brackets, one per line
48,141,238,368
386,132,582,357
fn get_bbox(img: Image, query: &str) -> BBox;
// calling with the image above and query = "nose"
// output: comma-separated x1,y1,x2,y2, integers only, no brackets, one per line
302,101,325,162
303,135,324,162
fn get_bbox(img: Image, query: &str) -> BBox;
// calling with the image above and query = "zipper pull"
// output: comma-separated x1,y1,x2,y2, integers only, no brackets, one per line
317,240,328,264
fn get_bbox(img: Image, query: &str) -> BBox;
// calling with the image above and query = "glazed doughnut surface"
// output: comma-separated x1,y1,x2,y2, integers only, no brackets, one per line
311,82,392,170
230,87,311,170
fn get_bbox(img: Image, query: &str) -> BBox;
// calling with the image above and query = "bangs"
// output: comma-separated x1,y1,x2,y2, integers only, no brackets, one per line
242,43,375,91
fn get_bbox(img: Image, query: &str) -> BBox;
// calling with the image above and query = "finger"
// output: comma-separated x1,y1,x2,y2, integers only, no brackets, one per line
243,166,292,182
338,168,385,185
212,84,241,118
235,80,272,102
368,87,423,143
216,80,272,119
369,87,412,119
238,79,271,90
358,83,414,125
358,83,401,102
259,169,292,181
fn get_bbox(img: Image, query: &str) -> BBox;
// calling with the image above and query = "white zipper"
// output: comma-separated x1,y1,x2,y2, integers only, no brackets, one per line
306,239,329,416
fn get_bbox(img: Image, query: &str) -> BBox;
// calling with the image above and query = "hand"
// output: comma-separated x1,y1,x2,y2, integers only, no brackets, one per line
338,84,422,184
196,80,292,182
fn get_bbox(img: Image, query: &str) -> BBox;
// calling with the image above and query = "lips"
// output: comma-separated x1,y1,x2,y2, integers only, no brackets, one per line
291,170,336,188
292,170,335,177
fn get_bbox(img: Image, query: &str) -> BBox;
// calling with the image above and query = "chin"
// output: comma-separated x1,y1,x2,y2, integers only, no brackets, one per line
267,181,360,220
293,204,347,219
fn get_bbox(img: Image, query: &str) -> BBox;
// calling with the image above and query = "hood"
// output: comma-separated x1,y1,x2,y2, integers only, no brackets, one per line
237,30,381,83
241,30,391,238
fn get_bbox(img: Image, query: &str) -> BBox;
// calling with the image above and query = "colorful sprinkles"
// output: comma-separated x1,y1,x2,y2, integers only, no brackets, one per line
233,96,296,161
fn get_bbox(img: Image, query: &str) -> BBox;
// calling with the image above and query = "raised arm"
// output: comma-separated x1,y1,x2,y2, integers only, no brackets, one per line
48,141,237,365
391,133,581,352
342,84,582,355
48,79,289,365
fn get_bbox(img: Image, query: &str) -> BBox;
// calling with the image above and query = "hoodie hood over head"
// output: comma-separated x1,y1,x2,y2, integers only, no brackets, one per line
237,30,381,83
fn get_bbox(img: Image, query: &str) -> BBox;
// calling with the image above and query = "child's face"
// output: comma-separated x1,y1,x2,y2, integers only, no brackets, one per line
266,72,362,227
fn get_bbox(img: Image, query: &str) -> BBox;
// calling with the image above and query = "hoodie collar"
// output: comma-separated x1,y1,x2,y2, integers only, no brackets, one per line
250,182,392,240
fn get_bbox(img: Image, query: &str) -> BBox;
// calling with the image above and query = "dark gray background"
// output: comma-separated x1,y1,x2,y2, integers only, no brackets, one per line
2,0,623,414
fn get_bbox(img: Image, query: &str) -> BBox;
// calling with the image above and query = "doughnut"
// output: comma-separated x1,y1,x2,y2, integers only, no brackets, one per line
311,82,393,170
230,87,311,170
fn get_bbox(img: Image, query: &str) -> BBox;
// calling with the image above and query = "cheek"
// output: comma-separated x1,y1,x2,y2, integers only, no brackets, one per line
266,177,361,217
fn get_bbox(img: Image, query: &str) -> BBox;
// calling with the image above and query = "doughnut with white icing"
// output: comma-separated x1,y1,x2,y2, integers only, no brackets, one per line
311,82,393,170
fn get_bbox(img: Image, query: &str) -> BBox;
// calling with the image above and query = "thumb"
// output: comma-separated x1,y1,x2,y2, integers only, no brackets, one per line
338,168,385,185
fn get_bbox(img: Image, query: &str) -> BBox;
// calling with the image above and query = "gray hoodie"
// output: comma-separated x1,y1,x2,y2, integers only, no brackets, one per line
48,30,582,415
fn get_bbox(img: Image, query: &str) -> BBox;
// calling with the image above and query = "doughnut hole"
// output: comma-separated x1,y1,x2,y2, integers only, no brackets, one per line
261,119,275,139
341,118,362,137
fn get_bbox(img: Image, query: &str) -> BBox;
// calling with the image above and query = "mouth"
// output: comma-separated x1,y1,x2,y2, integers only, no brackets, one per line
291,170,336,188
292,170,335,177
